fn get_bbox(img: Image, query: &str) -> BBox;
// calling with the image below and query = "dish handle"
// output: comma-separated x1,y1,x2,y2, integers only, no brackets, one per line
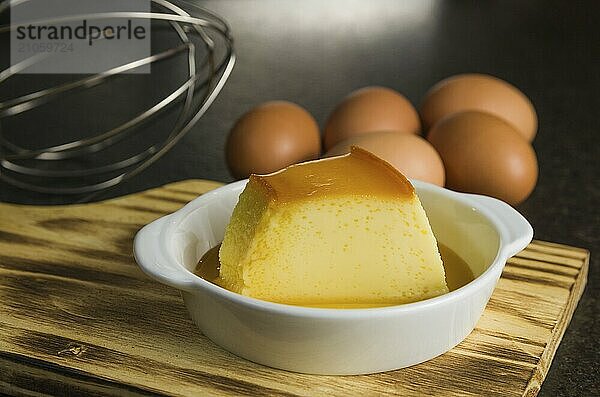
470,194,534,259
134,215,199,292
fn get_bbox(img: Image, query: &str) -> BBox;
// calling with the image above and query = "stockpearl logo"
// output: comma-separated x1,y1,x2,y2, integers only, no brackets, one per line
9,0,151,74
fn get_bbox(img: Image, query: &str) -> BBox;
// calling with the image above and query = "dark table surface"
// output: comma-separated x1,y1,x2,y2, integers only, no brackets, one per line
0,1,598,395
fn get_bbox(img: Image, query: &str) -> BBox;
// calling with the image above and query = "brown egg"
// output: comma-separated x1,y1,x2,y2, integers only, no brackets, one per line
325,131,445,186
420,74,538,141
427,111,538,205
323,86,421,150
226,101,321,179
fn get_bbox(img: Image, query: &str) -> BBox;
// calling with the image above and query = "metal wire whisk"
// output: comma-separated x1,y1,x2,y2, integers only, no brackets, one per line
0,0,235,198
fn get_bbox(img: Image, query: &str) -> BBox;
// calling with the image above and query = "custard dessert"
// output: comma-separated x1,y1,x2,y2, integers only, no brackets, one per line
218,146,449,307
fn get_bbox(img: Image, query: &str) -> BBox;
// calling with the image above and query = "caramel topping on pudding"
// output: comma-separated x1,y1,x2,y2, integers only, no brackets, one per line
251,147,415,204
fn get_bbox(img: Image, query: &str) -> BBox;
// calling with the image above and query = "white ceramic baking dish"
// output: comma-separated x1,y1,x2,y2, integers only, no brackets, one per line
133,179,533,375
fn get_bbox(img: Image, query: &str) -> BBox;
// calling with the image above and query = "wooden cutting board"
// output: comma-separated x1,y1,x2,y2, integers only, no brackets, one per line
0,180,589,397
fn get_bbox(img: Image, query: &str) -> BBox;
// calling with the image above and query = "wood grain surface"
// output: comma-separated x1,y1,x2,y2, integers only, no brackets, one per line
0,180,589,397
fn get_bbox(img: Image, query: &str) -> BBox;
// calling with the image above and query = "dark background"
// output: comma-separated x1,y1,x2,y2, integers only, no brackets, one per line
0,1,598,395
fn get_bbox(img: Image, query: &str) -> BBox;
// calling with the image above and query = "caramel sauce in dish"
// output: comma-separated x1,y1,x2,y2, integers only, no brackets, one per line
194,243,474,309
